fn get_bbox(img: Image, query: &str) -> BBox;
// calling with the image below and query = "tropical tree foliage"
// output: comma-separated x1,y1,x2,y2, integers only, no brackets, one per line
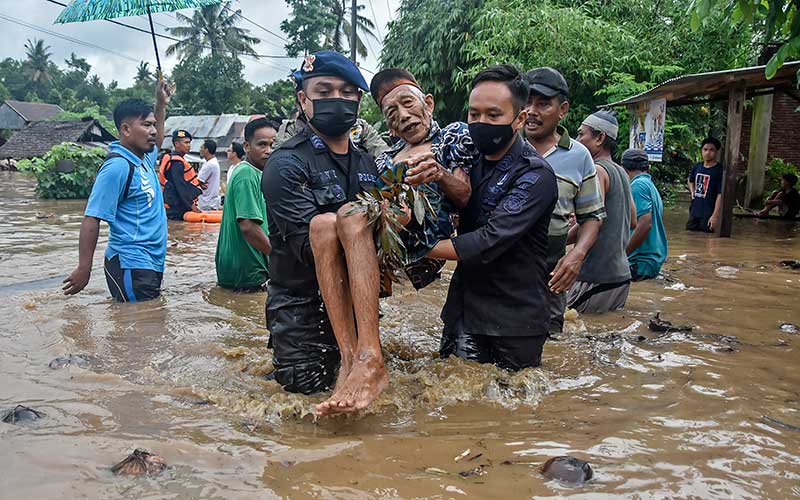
250,79,297,119
17,143,107,199
381,0,481,124
134,62,155,87
282,0,379,58
171,54,250,115
382,0,754,163
691,0,799,78
166,2,261,59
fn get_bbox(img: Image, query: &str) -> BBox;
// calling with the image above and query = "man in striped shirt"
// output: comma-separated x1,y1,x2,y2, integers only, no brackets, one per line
524,68,605,335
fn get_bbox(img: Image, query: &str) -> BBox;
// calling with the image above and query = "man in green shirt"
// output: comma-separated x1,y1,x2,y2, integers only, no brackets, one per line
215,118,276,291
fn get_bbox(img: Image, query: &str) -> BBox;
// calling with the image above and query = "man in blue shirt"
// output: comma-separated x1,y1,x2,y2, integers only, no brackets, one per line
63,81,171,302
622,149,668,280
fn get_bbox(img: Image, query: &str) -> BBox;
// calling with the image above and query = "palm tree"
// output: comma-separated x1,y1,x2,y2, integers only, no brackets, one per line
166,2,261,60
24,38,54,86
134,61,154,86
65,52,90,74
322,1,378,59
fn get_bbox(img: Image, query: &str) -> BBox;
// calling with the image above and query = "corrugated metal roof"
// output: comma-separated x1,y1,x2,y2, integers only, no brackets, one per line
604,61,800,107
4,100,64,122
161,114,250,152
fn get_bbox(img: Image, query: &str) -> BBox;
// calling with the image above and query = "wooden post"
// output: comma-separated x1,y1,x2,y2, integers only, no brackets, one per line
719,87,745,237
744,94,773,208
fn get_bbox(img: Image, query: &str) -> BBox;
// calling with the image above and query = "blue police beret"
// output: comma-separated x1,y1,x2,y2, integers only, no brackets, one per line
292,50,369,92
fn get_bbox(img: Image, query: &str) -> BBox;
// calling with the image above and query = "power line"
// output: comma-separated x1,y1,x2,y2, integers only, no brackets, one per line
238,13,289,43
0,13,140,63
367,0,383,40
385,0,394,22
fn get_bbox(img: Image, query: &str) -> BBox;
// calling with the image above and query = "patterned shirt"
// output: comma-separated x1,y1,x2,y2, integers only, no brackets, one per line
376,120,478,261
533,126,605,237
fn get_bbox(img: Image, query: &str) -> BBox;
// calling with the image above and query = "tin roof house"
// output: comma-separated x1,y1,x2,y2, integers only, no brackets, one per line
161,114,256,169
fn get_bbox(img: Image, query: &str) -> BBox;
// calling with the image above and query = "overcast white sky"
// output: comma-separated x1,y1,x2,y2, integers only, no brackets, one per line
0,0,399,87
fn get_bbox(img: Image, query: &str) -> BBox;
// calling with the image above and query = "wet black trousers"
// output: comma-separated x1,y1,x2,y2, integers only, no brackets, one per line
440,322,547,371
266,295,340,395
104,256,163,303
686,215,713,232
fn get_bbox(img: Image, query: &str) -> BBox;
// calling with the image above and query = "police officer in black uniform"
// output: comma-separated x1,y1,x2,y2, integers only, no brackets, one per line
428,64,558,370
261,51,378,394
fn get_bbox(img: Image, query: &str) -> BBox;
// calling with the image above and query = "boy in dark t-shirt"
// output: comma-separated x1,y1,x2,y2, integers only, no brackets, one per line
686,137,723,232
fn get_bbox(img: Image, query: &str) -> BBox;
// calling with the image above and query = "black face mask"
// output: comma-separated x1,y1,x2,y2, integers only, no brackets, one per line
468,120,518,155
309,98,359,138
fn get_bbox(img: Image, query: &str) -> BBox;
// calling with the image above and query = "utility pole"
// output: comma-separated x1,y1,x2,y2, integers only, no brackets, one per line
350,0,357,62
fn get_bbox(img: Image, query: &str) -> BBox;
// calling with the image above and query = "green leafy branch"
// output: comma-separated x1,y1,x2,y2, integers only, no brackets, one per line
346,162,436,278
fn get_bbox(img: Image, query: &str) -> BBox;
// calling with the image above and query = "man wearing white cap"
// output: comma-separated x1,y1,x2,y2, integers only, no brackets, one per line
569,111,637,313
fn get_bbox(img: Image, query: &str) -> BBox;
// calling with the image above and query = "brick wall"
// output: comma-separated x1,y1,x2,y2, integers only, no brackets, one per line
739,91,800,172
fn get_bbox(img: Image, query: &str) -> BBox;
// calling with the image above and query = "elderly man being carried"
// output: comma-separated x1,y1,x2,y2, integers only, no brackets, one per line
311,68,478,416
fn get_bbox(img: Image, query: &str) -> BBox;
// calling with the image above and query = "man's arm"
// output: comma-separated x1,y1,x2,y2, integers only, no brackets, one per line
154,79,171,148
262,154,317,266
596,164,610,200
626,212,652,254
63,216,100,295
449,168,557,265
709,193,722,231
630,194,638,229
550,155,605,293
549,218,601,293
239,219,271,255
405,153,471,208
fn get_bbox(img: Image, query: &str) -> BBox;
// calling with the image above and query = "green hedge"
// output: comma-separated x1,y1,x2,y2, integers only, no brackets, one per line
17,143,107,199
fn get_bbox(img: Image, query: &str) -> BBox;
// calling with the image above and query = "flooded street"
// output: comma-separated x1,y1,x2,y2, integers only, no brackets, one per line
1,170,798,499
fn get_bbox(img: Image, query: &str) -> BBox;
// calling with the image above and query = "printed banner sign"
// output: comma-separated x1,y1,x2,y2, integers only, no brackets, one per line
629,98,666,162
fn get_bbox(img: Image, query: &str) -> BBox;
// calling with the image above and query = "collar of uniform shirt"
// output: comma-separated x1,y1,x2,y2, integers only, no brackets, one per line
539,125,573,158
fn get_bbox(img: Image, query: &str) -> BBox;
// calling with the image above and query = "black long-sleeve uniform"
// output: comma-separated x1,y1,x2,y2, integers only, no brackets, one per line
261,127,378,394
440,137,557,370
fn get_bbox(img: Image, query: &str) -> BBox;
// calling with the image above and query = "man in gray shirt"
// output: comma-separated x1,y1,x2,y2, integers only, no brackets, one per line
568,111,636,313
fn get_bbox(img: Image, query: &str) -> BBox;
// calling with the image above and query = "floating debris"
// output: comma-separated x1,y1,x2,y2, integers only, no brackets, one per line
48,354,90,370
649,313,693,333
778,260,800,270
779,323,799,334
541,456,594,485
424,467,449,475
454,448,471,462
714,266,739,279
761,415,800,432
111,449,167,477
2,405,45,424
458,464,488,478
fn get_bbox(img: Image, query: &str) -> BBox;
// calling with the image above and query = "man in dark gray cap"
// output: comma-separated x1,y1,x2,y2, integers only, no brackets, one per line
621,148,668,280
568,111,636,313
524,67,605,334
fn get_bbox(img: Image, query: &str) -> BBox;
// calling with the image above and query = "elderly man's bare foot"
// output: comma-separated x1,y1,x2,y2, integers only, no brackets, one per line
315,356,354,417
326,351,389,414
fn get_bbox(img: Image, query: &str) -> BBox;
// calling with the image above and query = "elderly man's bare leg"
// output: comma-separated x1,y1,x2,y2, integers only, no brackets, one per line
322,205,388,414
309,213,358,417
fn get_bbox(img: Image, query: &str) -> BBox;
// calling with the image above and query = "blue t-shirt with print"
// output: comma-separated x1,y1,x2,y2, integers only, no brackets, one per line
84,142,167,272
628,172,667,278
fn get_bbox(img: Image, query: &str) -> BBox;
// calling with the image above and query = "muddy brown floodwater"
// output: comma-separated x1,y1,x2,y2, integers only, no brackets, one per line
1,170,799,499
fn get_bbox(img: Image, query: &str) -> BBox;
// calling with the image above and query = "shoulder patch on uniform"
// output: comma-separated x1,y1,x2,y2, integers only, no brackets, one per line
310,135,326,150
503,192,528,214
517,171,541,187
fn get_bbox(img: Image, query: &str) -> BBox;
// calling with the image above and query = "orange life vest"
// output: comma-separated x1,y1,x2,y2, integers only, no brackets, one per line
159,152,201,209
159,153,200,189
